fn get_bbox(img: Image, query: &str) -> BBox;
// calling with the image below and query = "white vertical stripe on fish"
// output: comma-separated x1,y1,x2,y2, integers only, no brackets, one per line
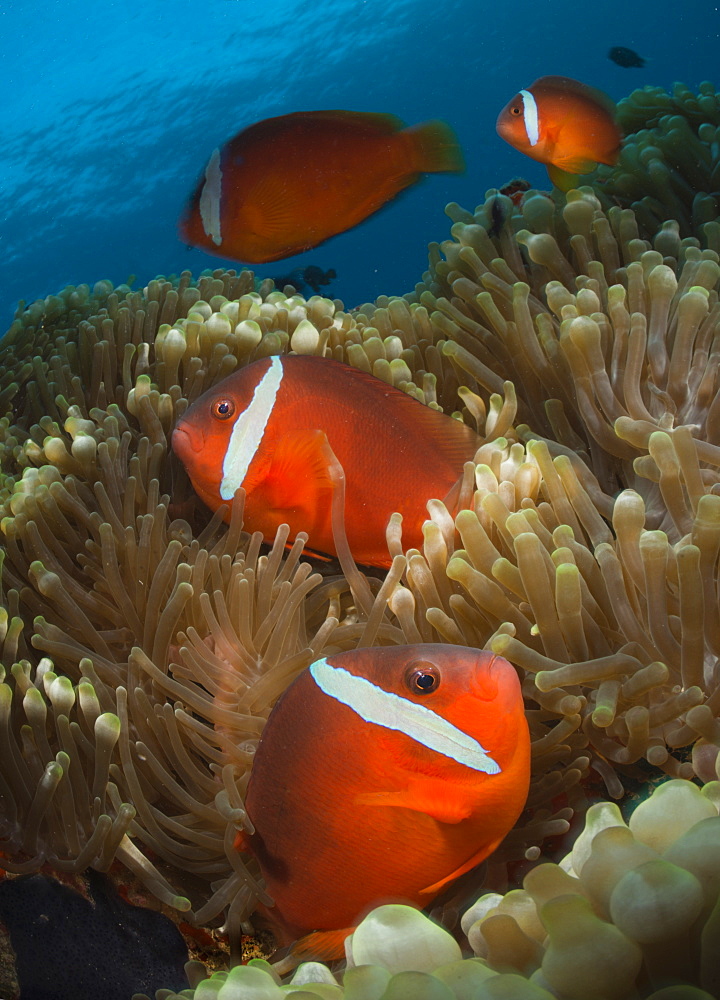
309,657,500,774
199,147,223,246
520,89,540,147
220,356,284,499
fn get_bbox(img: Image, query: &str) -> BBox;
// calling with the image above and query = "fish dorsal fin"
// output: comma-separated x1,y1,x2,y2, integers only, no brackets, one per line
322,361,479,468
533,75,618,118
278,108,405,134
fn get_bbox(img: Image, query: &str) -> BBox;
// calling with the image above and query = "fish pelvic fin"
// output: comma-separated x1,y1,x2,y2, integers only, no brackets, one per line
405,119,466,174
546,163,583,191
290,926,355,963
419,839,500,896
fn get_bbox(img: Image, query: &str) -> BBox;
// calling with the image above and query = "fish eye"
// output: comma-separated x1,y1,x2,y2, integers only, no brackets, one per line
511,105,522,115
212,397,235,420
406,662,440,695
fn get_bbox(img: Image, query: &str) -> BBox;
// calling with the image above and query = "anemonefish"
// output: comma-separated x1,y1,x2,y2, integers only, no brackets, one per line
235,644,530,960
496,76,622,191
172,355,480,568
180,110,465,263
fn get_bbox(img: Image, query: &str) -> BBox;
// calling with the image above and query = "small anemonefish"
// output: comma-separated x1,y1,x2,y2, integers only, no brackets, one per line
180,110,465,263
496,75,622,191
235,644,530,960
172,356,480,568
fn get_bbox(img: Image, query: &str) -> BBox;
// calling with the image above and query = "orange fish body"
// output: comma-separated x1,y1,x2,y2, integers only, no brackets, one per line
237,644,530,958
180,110,465,263
172,356,480,567
496,75,622,189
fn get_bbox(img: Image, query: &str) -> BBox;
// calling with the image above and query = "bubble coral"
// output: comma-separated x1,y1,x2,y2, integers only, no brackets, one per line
137,777,720,999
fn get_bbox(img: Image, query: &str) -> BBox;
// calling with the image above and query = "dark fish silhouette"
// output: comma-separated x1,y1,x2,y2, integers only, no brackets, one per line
608,46,646,68
269,266,337,296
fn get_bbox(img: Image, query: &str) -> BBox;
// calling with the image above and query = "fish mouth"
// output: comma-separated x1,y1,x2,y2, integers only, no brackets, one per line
172,422,204,458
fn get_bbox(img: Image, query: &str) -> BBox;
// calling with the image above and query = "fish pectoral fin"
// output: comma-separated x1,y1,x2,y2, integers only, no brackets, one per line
419,842,496,896
356,780,474,824
263,429,335,510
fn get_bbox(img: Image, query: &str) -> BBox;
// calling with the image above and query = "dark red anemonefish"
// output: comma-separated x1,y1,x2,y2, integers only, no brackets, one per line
235,644,530,960
180,110,465,264
496,75,622,190
171,355,480,568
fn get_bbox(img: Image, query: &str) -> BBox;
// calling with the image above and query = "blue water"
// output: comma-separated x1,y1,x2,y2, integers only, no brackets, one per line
1,0,716,323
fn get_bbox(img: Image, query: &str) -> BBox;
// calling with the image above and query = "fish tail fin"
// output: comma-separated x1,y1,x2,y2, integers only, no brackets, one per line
546,163,582,192
405,119,466,174
290,927,355,963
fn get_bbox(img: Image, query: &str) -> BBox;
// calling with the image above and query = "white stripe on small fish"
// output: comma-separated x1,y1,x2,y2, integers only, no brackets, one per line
520,89,539,147
220,356,284,499
199,147,223,246
309,657,500,774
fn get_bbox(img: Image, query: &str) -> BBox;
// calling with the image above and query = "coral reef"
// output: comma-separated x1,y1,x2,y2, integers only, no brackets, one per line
2,162,720,987
136,777,720,999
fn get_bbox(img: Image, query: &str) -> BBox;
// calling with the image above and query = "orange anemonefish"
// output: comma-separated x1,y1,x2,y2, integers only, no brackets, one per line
235,644,530,960
171,355,480,568
496,75,622,191
179,110,465,264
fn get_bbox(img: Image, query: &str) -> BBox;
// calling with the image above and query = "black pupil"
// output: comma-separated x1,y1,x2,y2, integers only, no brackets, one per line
415,672,435,691
217,401,230,414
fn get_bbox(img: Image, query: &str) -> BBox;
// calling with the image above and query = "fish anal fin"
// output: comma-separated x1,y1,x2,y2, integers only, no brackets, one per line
261,429,335,512
355,778,474,824
420,841,498,896
290,926,354,962
547,163,584,191
554,155,599,176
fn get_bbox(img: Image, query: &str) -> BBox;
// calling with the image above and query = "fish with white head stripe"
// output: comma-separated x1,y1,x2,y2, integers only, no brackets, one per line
234,643,530,962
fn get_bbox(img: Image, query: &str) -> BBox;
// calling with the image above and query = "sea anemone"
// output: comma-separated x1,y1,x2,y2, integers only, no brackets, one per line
2,118,720,988
137,776,720,999
588,81,720,242
0,269,573,953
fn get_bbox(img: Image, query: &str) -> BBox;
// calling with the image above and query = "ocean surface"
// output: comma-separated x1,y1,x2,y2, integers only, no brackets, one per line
1,0,715,322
